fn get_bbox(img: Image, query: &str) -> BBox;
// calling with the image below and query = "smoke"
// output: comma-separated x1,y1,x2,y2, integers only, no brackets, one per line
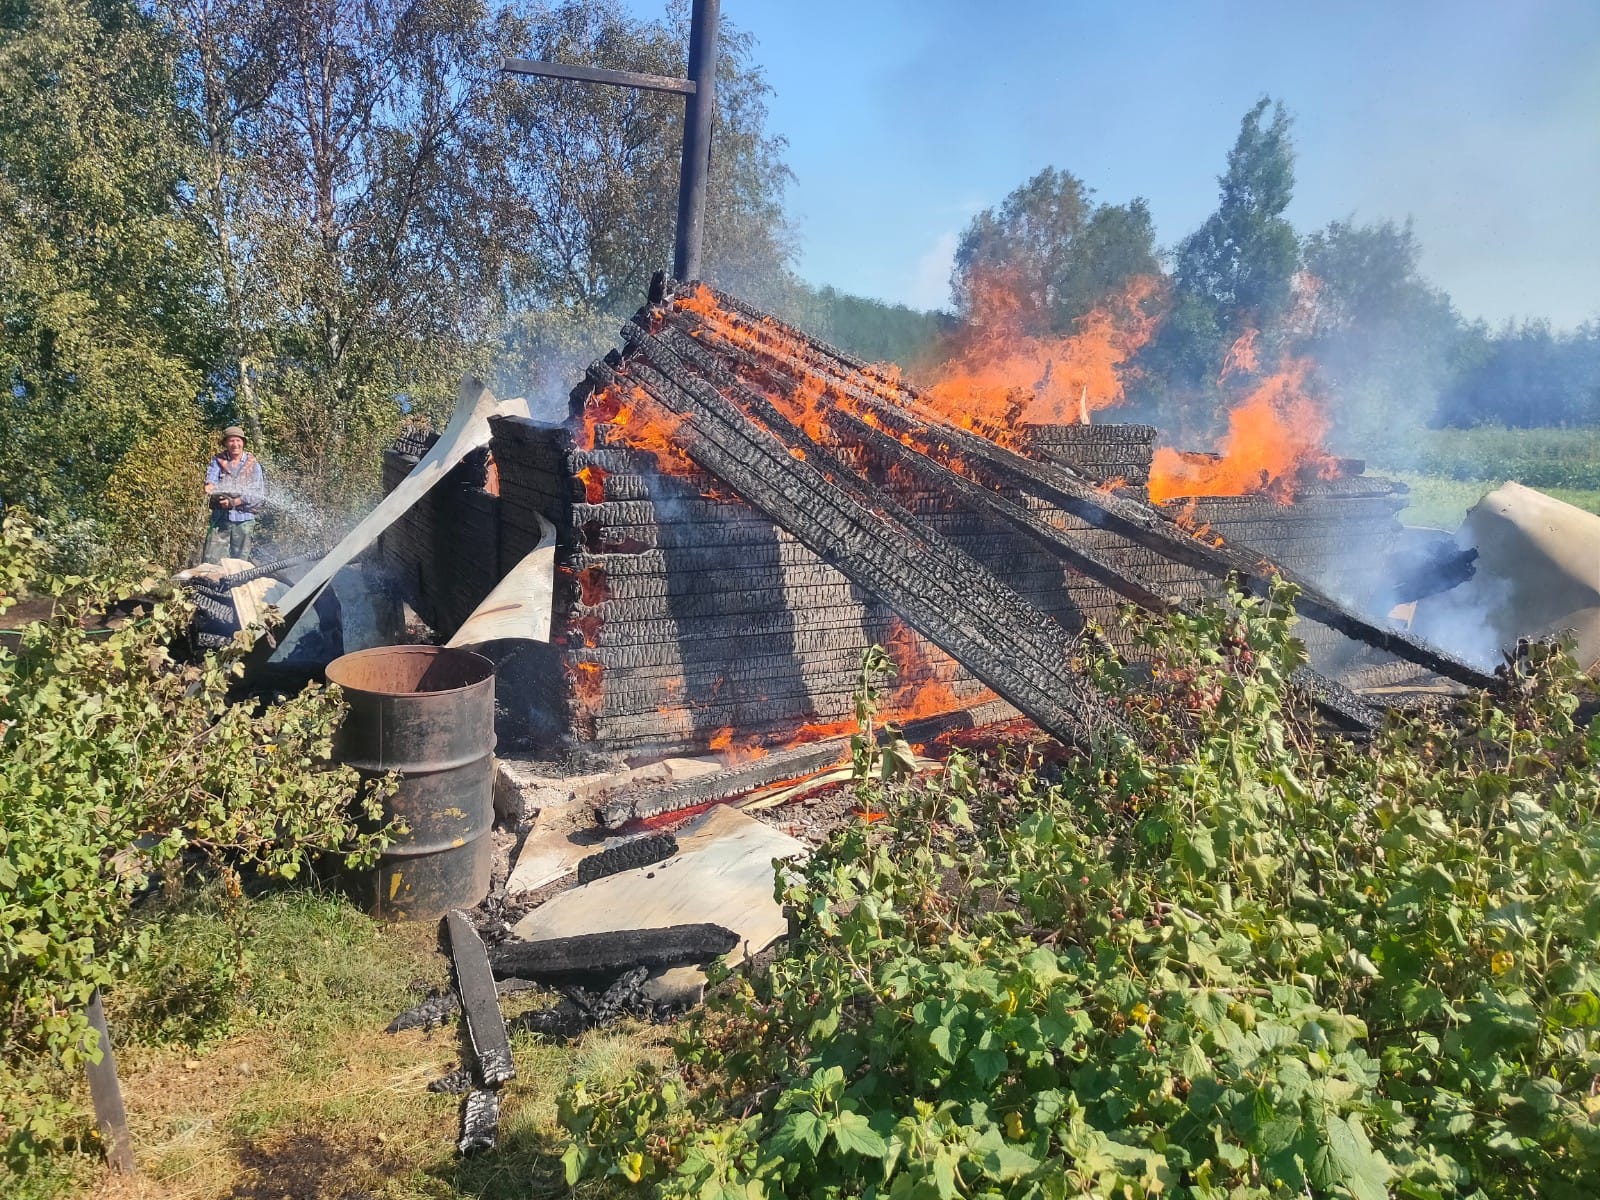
1405,566,1515,671
491,305,625,427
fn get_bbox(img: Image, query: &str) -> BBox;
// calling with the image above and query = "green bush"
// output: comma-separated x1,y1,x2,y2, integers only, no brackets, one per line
0,513,394,1168
560,588,1600,1199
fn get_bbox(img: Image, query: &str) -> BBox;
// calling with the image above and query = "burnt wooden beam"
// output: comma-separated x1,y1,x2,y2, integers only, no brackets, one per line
576,833,679,884
658,304,1382,733
831,409,1380,735
490,924,740,980
501,57,696,95
85,989,135,1175
598,742,842,829
855,396,1497,691
630,320,1132,720
826,407,1176,613
1289,667,1385,734
615,323,1137,747
446,911,515,1087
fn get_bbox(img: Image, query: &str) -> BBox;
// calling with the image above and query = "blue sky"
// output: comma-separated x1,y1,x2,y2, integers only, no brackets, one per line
621,0,1600,329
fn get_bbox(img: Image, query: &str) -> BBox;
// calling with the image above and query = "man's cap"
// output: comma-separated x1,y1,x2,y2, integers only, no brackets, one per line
221,425,247,440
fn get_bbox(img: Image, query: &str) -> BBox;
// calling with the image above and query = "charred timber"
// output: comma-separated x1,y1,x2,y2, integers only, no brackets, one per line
598,333,1134,748
826,407,1175,613
664,281,1485,688
830,408,1380,734
634,318,1132,720
445,910,515,1087
851,396,1495,691
576,833,679,883
489,924,739,981
596,741,844,828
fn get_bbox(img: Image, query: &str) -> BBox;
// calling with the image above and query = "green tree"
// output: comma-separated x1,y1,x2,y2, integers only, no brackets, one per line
492,0,797,412
1299,217,1462,448
169,0,536,532
796,284,953,367
1146,98,1300,409
950,166,1158,333
0,0,214,560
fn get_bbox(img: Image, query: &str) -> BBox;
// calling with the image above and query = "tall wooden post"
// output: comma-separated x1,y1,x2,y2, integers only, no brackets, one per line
672,0,720,281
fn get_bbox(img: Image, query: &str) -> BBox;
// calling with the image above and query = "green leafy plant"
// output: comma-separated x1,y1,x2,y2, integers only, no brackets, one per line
0,512,395,1168
558,584,1600,1199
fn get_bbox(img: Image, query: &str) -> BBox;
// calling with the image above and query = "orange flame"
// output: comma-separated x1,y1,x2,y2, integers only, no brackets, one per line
883,618,964,722
576,566,610,606
1147,354,1340,504
923,273,1163,439
575,464,607,505
581,383,696,476
708,725,767,764
570,661,603,705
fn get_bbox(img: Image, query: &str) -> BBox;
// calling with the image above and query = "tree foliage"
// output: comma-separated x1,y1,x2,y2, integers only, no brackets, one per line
0,0,212,554
167,0,542,527
2,0,799,556
1299,218,1463,449
491,0,796,412
1437,320,1600,430
1173,97,1300,344
1130,100,1296,423
951,167,1158,334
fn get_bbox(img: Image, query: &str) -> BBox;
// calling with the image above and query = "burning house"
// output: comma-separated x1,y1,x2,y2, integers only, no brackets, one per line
378,279,1487,761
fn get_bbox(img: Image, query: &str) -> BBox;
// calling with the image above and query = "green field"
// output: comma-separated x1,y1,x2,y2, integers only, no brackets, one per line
1357,426,1600,529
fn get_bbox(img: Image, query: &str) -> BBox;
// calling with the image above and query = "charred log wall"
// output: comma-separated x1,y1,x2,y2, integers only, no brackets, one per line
561,427,996,755
484,417,569,744
379,447,501,635
381,412,1405,756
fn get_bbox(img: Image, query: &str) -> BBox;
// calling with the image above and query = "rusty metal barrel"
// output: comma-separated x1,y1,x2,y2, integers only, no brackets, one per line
325,645,496,921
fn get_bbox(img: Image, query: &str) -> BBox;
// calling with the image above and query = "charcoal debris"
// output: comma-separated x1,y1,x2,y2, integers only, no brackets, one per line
386,977,539,1034
576,832,678,883
457,1088,501,1156
510,966,683,1040
569,965,651,1025
428,1068,474,1095
387,986,459,1034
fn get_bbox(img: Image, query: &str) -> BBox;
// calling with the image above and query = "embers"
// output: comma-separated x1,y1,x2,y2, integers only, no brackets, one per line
576,465,607,504
576,565,610,606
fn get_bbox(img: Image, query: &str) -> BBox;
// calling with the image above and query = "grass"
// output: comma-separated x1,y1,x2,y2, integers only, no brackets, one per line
1381,470,1600,530
1367,424,1600,491
1348,425,1600,528
16,888,660,1200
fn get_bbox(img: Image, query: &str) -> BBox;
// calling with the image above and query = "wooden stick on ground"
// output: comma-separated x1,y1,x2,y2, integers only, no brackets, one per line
85,988,135,1175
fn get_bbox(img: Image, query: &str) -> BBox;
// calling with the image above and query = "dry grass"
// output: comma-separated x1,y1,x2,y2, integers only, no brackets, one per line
30,890,666,1200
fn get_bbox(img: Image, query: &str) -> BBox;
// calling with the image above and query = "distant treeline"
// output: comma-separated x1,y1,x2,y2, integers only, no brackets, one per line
1439,322,1600,428
809,99,1598,445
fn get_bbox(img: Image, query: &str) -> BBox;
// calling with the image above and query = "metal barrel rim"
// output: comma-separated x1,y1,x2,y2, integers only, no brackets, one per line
326,643,494,698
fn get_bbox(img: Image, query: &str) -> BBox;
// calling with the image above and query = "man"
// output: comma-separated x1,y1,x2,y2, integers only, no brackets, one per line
203,425,265,562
